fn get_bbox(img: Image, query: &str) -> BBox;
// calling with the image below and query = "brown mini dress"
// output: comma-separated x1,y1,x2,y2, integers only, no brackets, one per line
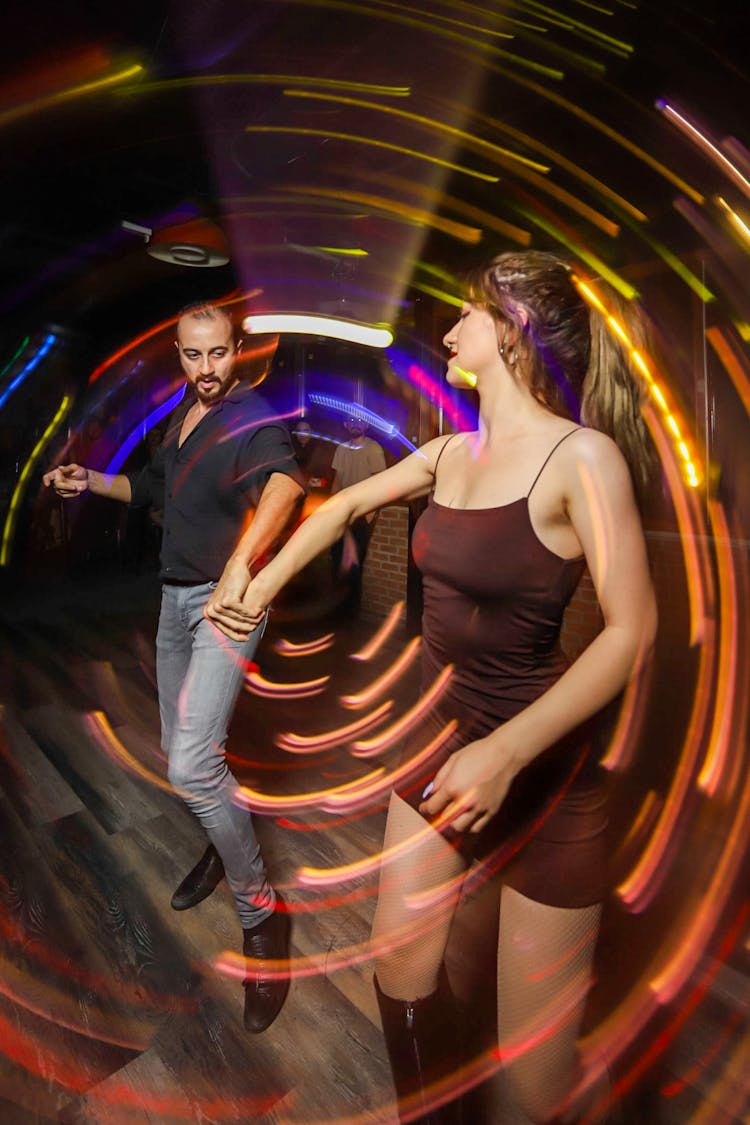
396,430,609,908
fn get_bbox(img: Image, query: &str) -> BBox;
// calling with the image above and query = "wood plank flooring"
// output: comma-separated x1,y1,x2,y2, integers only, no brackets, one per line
0,568,748,1124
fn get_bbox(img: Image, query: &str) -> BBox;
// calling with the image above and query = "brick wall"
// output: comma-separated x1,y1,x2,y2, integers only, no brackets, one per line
361,505,410,619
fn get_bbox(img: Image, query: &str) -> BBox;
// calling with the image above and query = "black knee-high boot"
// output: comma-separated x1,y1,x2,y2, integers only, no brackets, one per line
374,971,463,1125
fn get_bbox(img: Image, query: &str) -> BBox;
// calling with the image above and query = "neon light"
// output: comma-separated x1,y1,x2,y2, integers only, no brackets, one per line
307,393,398,436
1,395,71,566
105,385,186,474
0,334,56,411
243,314,393,348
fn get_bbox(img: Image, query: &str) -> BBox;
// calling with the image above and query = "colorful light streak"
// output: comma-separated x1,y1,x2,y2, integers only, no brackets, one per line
88,290,261,385
0,333,55,411
243,313,393,349
104,384,186,474
1,394,70,567
0,336,30,385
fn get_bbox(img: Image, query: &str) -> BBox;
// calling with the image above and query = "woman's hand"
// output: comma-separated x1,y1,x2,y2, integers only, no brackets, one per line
419,735,517,834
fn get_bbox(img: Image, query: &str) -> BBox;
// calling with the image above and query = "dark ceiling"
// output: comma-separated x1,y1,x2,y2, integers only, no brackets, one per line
1,0,750,366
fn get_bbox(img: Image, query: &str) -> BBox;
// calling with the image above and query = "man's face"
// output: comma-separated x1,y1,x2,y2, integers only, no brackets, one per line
175,312,239,405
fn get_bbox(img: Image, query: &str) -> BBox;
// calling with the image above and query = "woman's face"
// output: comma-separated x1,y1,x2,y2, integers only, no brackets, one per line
443,302,502,388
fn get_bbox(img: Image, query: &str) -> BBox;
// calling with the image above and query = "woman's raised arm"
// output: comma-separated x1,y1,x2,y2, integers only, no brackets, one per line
206,435,451,639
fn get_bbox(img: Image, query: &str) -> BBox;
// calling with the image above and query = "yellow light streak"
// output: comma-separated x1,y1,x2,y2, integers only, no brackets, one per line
480,64,703,204
315,246,369,256
365,169,532,245
0,64,144,127
574,277,702,488
243,125,499,184
283,89,549,173
1,396,71,566
519,209,636,297
282,184,482,244
118,73,411,97
716,196,750,246
471,106,648,223
279,0,566,80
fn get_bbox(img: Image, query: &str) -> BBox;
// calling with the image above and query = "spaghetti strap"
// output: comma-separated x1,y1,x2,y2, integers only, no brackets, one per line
432,433,459,488
526,428,581,499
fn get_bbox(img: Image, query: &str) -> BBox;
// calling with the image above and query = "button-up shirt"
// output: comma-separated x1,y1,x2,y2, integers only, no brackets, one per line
126,383,302,582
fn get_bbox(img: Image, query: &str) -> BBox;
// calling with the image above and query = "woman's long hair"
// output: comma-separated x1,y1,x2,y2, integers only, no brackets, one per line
465,250,655,497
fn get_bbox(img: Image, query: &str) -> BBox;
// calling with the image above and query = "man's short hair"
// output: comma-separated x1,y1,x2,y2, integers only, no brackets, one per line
177,300,240,342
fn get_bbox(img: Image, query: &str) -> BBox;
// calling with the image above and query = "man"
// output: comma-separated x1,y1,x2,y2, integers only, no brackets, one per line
330,416,386,610
44,302,304,1033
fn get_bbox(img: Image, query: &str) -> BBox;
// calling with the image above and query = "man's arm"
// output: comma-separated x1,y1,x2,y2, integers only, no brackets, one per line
204,472,304,631
43,464,132,503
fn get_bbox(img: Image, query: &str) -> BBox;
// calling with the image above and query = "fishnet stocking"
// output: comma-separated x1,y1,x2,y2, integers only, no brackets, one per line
372,792,468,999
497,885,602,1123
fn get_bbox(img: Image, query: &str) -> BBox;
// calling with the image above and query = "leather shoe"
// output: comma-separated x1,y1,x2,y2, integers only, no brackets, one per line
242,895,291,1033
170,844,225,911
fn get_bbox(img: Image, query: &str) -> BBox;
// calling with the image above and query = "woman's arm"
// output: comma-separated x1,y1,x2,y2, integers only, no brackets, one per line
423,430,657,832
208,436,450,639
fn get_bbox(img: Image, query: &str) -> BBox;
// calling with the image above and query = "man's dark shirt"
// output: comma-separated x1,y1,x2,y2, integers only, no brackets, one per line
126,383,302,582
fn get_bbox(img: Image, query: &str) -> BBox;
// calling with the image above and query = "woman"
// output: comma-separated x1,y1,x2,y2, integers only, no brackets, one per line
207,251,657,1123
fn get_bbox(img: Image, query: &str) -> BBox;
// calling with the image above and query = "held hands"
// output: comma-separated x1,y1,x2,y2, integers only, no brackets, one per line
43,464,89,499
203,558,268,640
419,735,517,834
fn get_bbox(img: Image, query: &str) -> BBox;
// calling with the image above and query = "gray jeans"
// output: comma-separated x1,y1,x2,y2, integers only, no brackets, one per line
156,581,273,928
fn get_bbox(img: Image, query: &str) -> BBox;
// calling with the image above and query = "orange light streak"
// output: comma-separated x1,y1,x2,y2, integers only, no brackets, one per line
351,600,405,660
276,700,393,752
297,798,462,886
274,633,335,656
323,720,458,812
88,290,261,385
350,665,454,757
706,326,750,416
244,669,329,698
340,636,421,709
697,502,742,797
235,768,387,814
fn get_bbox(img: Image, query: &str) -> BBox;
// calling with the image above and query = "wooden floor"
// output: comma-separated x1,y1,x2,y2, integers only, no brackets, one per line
0,564,748,1124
